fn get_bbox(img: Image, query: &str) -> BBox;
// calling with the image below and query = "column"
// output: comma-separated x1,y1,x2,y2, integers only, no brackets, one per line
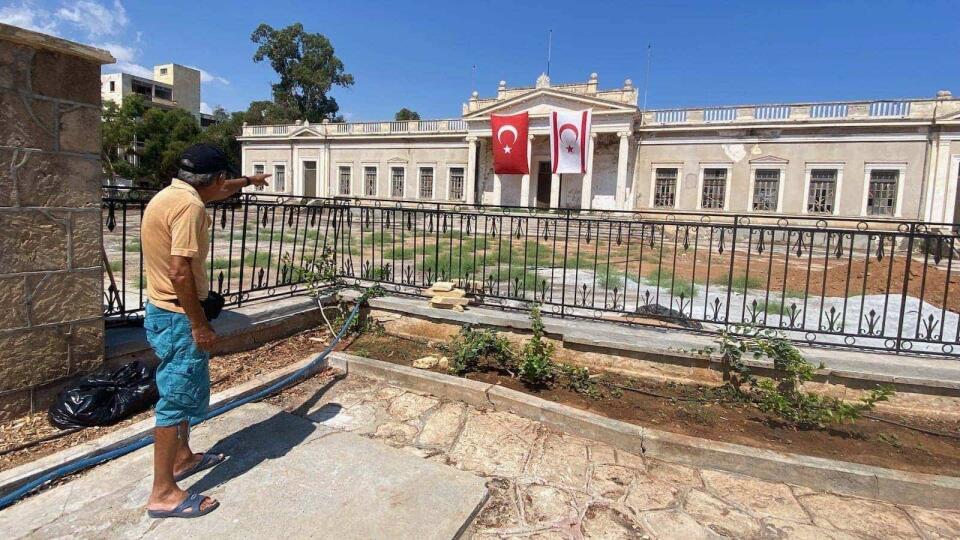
465,136,478,205
320,141,331,197
520,134,534,207
615,131,632,210
550,172,561,209
580,133,598,210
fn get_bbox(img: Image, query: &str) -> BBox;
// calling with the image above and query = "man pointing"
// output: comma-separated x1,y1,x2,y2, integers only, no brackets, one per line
141,144,269,518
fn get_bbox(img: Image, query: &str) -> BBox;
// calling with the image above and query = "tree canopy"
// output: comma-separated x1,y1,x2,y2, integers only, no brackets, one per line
394,108,420,121
101,96,246,188
250,23,354,123
101,95,202,187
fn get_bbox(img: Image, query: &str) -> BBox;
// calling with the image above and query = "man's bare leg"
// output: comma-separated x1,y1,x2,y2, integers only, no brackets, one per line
146,422,216,513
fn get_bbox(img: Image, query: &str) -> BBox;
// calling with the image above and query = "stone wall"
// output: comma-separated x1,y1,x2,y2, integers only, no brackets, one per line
0,24,114,421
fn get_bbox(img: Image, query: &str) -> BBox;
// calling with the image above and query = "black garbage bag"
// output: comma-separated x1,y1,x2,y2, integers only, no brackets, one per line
48,361,159,429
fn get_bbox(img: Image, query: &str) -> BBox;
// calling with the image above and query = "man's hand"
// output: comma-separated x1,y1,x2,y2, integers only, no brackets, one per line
247,173,271,188
192,323,217,352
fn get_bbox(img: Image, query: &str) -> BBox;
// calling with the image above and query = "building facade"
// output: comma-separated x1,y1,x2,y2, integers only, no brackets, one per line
101,63,213,125
239,73,960,225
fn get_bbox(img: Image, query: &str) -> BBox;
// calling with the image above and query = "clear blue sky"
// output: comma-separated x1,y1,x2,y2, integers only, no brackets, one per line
3,0,958,120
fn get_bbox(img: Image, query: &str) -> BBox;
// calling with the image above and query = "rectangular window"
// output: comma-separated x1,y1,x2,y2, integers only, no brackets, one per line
449,167,465,200
419,167,434,199
807,169,837,214
752,169,780,211
109,80,115,92
391,167,405,198
364,166,378,197
653,168,677,208
867,170,898,216
338,166,352,195
701,168,727,209
253,164,265,191
274,164,286,192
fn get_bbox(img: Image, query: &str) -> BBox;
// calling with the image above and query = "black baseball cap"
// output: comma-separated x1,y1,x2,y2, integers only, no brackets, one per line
177,143,239,177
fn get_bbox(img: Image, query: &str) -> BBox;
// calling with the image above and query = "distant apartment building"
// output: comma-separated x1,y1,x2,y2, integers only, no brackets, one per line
101,63,214,126
239,73,960,226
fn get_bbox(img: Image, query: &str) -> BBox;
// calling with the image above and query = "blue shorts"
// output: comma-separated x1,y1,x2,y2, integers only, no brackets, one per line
144,303,211,427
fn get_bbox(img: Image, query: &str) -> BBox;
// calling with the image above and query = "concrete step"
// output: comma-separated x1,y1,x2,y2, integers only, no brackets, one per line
0,402,487,539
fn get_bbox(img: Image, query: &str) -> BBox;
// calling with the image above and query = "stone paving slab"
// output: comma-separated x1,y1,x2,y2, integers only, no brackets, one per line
0,402,488,540
272,371,960,539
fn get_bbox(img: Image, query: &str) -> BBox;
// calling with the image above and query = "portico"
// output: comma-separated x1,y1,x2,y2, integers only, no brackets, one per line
462,73,638,210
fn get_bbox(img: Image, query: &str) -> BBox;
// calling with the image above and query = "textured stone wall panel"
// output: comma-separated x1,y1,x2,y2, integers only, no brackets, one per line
69,319,104,375
71,210,102,268
0,210,68,272
0,87,57,151
0,41,32,91
58,104,101,154
0,327,69,392
0,29,109,417
31,49,100,104
27,268,101,325
0,149,101,208
0,275,28,330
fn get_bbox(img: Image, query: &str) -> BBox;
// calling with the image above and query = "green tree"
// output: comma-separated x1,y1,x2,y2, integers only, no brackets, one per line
251,23,354,123
394,108,420,121
196,106,245,166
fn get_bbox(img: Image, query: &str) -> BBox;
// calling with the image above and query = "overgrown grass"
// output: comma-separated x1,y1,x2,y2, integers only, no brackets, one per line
645,268,698,298
243,251,273,268
711,272,764,290
125,240,141,252
596,265,627,290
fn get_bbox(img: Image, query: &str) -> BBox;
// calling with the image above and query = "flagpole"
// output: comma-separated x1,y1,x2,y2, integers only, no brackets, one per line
547,30,552,77
642,43,652,112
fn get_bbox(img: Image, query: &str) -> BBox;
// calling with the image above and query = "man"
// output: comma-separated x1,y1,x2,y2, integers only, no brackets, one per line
141,144,269,518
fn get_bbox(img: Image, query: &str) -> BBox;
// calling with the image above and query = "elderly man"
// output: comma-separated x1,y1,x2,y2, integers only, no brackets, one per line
141,144,269,518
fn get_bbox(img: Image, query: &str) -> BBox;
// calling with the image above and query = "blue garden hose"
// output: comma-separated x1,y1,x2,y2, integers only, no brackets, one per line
0,301,361,511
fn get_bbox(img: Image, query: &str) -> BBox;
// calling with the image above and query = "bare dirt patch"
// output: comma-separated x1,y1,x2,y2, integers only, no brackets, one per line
346,332,960,477
0,327,333,472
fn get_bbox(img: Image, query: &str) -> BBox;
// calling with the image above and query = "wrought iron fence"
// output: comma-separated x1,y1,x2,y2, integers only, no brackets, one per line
102,188,960,357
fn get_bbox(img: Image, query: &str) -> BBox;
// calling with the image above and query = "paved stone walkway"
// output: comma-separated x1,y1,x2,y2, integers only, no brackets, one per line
284,373,960,539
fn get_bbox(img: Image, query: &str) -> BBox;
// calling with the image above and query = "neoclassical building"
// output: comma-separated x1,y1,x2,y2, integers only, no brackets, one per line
240,73,960,225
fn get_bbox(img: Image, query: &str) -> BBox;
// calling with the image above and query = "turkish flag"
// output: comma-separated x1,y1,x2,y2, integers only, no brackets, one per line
550,109,592,174
491,112,529,174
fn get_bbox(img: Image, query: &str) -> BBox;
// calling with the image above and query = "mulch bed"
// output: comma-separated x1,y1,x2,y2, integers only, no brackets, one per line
346,331,960,477
0,327,333,472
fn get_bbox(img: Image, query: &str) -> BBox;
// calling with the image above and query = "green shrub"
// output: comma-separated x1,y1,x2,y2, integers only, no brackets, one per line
445,325,513,375
709,325,895,429
517,306,555,386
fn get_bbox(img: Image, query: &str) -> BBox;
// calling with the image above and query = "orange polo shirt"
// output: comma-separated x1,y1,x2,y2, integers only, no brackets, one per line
141,179,211,313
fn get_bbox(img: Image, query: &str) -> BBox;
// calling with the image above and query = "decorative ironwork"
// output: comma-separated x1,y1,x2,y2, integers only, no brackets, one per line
101,188,960,357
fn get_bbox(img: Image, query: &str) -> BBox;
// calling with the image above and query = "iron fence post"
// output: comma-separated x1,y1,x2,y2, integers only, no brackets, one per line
895,224,916,353
237,194,250,308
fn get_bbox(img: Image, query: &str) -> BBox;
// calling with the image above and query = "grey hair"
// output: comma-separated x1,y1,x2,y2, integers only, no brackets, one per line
177,169,221,187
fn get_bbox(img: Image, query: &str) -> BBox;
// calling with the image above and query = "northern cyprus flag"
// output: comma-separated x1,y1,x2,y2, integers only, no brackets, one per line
550,109,592,174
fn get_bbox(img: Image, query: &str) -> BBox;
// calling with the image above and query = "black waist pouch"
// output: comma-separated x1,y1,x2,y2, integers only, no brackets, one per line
201,291,225,321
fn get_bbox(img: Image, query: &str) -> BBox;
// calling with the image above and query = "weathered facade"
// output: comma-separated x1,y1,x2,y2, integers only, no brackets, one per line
240,74,960,225
0,24,114,420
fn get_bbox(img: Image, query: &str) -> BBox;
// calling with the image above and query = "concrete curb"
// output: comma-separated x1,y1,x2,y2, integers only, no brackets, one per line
326,351,960,510
0,354,327,501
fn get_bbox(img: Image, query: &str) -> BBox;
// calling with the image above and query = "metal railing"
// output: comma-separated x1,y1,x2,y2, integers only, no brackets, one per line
102,189,960,357
241,119,468,137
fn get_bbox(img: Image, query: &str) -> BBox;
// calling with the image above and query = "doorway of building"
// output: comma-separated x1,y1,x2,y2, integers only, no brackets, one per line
302,160,317,197
536,161,552,208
